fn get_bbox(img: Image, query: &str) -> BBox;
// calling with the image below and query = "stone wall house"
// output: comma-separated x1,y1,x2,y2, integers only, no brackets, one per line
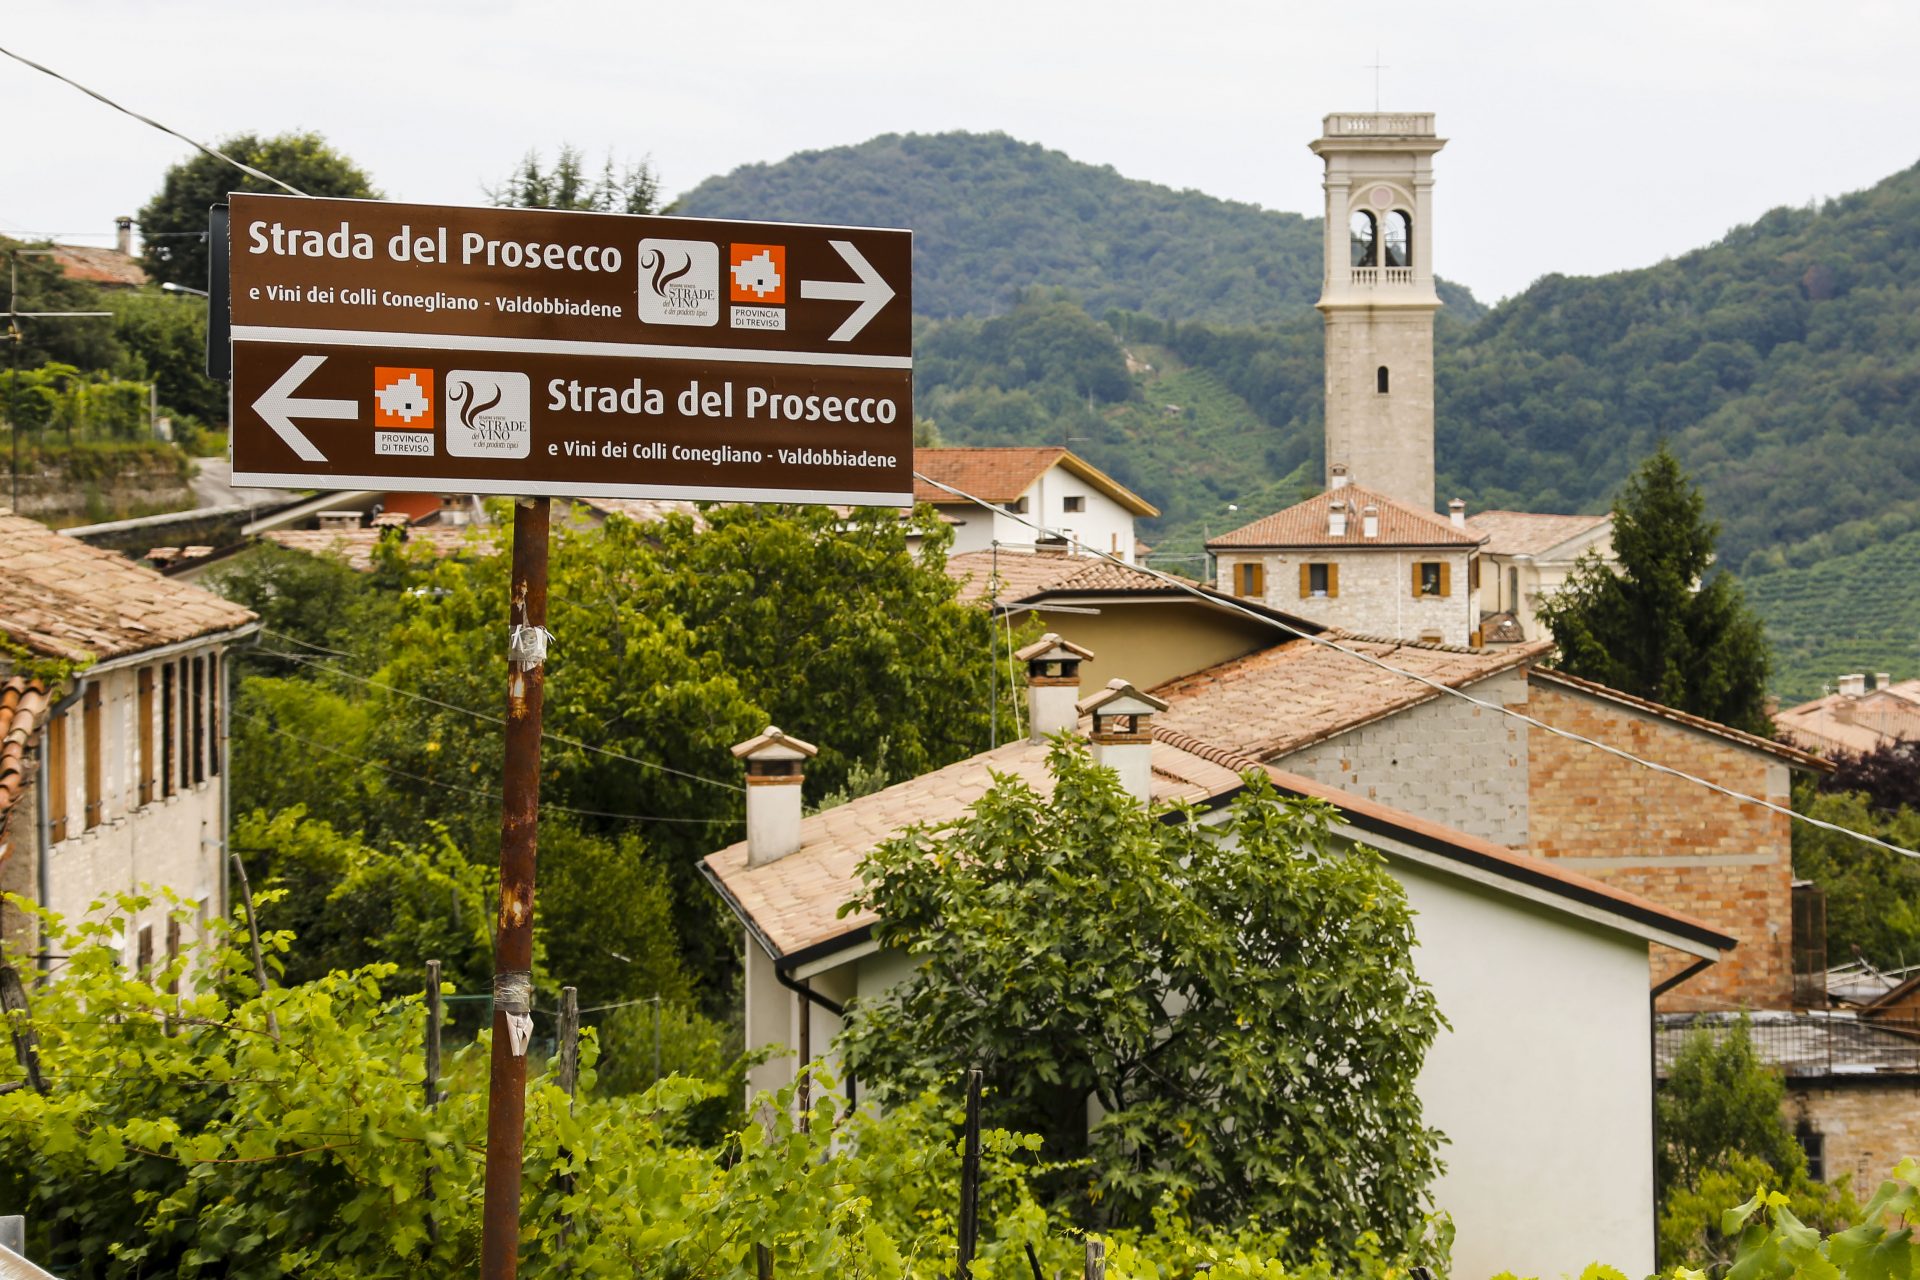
0,511,257,968
1466,510,1613,645
702,641,1733,1280
1206,480,1486,648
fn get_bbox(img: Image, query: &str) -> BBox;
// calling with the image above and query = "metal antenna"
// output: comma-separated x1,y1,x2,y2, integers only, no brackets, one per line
1368,50,1389,112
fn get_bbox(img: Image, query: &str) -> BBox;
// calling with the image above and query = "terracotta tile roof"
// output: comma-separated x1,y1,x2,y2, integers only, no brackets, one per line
573,497,707,528
1466,510,1610,558
1530,668,1831,771
1478,610,1527,645
1152,632,1552,759
1775,683,1920,758
1,512,256,662
1207,484,1481,549
702,732,1246,961
262,525,476,572
0,677,50,863
915,448,1159,516
1263,764,1734,952
944,549,1195,605
48,244,147,288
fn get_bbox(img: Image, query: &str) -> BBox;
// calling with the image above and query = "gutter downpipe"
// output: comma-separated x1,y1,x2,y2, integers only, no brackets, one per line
1648,954,1717,1264
773,959,853,1108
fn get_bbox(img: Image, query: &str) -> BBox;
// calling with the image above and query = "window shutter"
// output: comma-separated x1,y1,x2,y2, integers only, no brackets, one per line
83,681,102,830
1299,563,1312,598
1439,562,1452,597
47,711,68,844
1327,563,1340,598
1412,564,1423,598
1469,556,1481,590
1250,563,1265,596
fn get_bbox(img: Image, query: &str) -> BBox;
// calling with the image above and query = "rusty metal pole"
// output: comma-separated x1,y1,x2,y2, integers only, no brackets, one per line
480,496,550,1280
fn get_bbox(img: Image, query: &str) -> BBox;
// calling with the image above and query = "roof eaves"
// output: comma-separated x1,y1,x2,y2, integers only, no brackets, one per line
1530,667,1832,772
1051,452,1161,517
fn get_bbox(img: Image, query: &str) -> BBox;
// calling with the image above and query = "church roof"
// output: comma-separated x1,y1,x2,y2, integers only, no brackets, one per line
1206,484,1481,550
914,448,1159,517
1151,631,1551,759
1466,510,1610,558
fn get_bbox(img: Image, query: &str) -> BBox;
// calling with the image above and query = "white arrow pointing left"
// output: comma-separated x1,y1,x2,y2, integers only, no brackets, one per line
799,240,896,342
253,354,358,462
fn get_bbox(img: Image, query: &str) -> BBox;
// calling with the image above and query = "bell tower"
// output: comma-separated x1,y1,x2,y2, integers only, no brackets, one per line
1310,112,1446,511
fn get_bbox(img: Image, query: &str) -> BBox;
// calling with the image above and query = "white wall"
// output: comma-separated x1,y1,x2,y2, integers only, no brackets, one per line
1396,857,1656,1278
937,465,1138,563
1215,547,1480,646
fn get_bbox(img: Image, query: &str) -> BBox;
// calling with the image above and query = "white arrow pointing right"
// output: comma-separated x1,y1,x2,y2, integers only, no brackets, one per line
799,240,896,342
253,354,358,462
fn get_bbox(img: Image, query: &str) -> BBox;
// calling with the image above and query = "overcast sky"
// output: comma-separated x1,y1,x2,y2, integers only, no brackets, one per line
4,0,1915,304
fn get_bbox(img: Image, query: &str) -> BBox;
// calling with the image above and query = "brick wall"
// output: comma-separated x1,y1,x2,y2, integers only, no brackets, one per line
1786,1081,1920,1192
1528,679,1795,1010
1277,667,1530,847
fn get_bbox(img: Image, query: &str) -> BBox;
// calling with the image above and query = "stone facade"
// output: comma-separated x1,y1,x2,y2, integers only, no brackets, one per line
1527,678,1796,1010
1323,308,1438,510
1786,1081,1920,1192
1275,667,1530,847
1214,545,1480,647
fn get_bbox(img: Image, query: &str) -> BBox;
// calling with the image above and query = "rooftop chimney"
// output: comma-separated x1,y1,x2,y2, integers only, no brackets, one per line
1077,678,1169,801
1449,498,1466,530
1330,462,1351,490
115,216,133,257
1838,673,1867,698
1015,633,1095,742
1362,504,1379,539
1876,673,1892,691
732,726,819,867
1328,499,1348,538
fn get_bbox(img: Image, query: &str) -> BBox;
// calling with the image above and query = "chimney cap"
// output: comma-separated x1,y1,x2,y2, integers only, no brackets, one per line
1014,632,1095,664
1076,677,1169,718
731,725,820,761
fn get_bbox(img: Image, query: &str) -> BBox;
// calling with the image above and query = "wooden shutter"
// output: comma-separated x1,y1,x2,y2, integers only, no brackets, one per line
137,924,154,978
161,663,176,798
1412,563,1424,598
47,710,68,843
1439,562,1452,597
1327,564,1340,598
1299,563,1312,598
1469,556,1481,590
137,667,154,806
1247,563,1264,597
208,652,221,778
83,681,102,830
191,657,205,785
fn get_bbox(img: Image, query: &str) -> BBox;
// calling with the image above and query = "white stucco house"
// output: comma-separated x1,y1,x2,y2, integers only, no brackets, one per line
1466,510,1614,645
702,638,1734,1279
0,511,257,970
914,447,1157,563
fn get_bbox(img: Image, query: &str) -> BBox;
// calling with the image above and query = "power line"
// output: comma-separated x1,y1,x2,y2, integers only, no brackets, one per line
258,630,743,794
0,43,306,197
914,470,1920,864
233,710,738,826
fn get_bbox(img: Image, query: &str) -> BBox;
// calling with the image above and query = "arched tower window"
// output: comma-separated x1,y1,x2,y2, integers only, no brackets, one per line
1377,366,1390,394
1384,211,1412,268
1349,210,1377,267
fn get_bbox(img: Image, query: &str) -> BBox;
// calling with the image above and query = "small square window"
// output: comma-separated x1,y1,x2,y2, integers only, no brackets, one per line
1063,495,1086,513
1418,563,1444,596
1309,564,1330,597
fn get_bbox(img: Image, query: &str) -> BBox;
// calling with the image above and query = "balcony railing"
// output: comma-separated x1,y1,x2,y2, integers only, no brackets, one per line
1348,267,1414,286
1324,113,1435,137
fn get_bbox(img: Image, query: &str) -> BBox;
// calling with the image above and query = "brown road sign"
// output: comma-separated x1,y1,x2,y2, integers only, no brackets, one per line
226,193,912,504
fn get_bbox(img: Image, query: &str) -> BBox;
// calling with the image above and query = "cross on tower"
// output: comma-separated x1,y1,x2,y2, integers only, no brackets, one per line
1367,50,1389,113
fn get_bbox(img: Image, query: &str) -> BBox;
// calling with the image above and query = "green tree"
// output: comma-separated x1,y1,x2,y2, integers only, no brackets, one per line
106,288,225,426
138,132,380,287
1790,782,1920,969
839,739,1444,1261
1538,445,1774,733
0,237,123,370
486,145,661,213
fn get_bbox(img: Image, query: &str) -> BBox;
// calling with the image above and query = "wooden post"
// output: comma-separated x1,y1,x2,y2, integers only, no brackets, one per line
1084,1239,1105,1280
796,981,811,1116
956,1067,983,1279
480,495,551,1280
424,959,443,1248
755,1244,773,1280
229,849,279,1040
651,994,662,1083
0,964,46,1095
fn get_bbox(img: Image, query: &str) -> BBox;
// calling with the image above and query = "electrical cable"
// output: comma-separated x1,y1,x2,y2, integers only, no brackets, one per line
233,710,738,825
257,630,744,793
0,43,307,196
916,470,1920,863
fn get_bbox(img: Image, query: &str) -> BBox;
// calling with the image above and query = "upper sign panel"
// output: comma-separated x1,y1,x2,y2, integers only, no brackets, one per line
227,194,911,359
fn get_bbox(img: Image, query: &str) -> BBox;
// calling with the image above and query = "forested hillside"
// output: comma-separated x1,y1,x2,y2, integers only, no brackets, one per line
675,131,1482,325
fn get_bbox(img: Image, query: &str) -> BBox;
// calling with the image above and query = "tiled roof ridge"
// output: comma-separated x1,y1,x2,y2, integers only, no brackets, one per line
1150,725,1266,773
1207,483,1483,549
0,677,51,854
1530,667,1832,771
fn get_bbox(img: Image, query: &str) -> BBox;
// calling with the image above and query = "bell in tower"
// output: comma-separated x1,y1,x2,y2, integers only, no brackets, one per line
1310,112,1446,512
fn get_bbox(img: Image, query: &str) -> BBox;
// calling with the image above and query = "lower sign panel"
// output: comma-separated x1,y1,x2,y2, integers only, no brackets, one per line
229,341,915,505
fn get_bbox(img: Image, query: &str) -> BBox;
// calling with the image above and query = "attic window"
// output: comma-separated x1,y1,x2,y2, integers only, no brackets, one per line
1063,495,1086,513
